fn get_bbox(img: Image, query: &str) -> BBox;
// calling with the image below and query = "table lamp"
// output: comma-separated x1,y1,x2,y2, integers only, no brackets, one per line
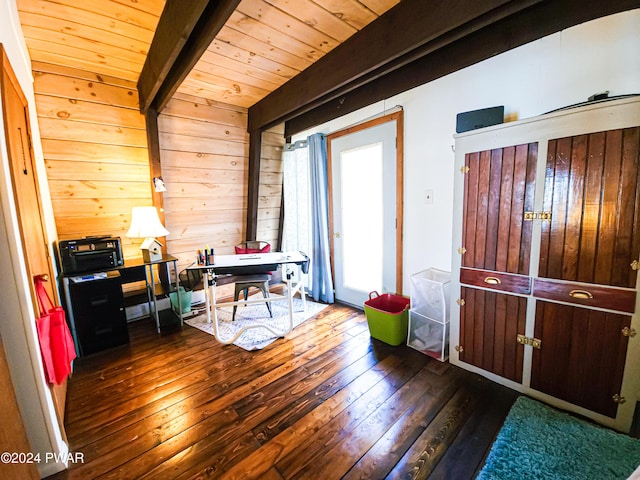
126,206,169,262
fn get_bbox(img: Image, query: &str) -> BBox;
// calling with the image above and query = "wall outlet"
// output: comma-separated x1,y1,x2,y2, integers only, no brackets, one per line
424,189,434,205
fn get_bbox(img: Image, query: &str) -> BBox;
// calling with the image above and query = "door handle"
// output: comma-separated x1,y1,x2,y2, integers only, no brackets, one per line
333,232,341,238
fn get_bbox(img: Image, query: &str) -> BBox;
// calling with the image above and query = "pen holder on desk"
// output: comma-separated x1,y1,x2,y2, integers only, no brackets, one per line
197,248,214,265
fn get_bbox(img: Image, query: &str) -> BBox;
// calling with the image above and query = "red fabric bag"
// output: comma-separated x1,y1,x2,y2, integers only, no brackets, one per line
35,278,76,384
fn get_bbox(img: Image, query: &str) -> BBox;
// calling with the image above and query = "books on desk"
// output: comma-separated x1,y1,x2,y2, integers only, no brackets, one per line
70,272,108,283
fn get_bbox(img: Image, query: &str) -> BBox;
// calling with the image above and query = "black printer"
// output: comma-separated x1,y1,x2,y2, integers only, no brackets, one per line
58,236,124,274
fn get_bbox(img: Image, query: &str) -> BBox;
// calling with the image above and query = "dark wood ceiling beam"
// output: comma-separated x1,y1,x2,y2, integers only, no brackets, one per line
137,0,241,114
246,130,263,242
284,0,640,137
248,0,544,131
137,0,209,113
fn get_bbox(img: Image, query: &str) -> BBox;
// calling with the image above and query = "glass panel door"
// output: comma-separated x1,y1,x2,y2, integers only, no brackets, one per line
330,120,397,307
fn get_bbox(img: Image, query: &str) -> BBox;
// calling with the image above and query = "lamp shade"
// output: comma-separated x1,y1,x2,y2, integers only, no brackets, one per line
125,206,169,238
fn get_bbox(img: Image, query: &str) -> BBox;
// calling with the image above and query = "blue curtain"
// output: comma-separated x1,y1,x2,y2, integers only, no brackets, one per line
307,133,335,303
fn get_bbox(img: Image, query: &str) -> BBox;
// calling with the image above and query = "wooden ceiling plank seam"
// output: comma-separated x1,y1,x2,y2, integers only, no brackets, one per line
170,92,249,114
187,61,283,93
109,0,166,18
263,0,358,42
161,105,247,129
27,49,140,82
202,40,299,80
184,67,275,97
161,101,247,127
197,49,294,86
359,0,402,16
41,0,162,32
248,0,535,130
176,82,265,108
21,26,147,67
17,1,157,44
284,0,640,137
19,11,152,56
137,0,212,114
226,10,325,64
310,0,379,29
174,87,257,108
158,114,248,136
236,0,342,50
29,44,140,80
31,61,138,90
216,25,311,71
150,0,243,113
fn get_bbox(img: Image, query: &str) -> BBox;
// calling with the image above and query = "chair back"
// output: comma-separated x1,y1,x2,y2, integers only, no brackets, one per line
235,241,270,254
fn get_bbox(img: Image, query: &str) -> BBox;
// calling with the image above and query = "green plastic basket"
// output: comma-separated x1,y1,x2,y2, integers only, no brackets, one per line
363,291,410,346
170,287,192,314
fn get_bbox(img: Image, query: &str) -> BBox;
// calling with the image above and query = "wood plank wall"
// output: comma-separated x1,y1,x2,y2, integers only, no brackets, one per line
33,64,285,289
32,61,153,260
158,92,249,272
158,93,284,280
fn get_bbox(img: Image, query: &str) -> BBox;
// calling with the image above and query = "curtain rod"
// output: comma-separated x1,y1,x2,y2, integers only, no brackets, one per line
283,139,308,151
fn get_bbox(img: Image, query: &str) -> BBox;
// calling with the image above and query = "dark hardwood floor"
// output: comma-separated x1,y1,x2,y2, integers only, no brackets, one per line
48,301,517,480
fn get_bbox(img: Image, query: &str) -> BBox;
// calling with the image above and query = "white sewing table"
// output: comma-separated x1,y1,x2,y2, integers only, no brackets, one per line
188,251,309,344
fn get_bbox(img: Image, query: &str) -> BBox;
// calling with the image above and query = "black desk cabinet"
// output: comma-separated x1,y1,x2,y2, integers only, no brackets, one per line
65,271,129,357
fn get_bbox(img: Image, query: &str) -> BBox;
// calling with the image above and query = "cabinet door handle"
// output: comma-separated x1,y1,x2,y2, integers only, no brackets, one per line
484,276,501,285
569,289,593,299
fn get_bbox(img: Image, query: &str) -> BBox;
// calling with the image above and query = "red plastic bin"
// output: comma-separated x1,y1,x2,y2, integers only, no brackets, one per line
363,291,410,346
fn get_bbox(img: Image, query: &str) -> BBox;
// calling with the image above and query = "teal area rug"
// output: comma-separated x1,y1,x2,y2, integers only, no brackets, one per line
477,396,640,480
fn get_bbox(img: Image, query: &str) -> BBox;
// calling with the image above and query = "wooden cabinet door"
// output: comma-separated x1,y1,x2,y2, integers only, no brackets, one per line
454,100,640,431
458,143,536,381
531,301,631,418
534,126,640,418
539,127,640,288
461,143,537,274
459,286,527,383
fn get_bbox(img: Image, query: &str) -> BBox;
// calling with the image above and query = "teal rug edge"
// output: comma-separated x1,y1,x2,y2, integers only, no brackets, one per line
476,396,640,480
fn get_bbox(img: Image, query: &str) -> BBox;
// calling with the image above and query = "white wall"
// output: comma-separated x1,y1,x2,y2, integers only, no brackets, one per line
294,9,640,294
0,0,67,477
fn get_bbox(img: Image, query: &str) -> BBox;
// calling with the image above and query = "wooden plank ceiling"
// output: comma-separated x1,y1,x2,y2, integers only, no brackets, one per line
16,0,400,108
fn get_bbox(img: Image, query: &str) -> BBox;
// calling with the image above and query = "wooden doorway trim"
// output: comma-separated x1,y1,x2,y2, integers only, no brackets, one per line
326,109,404,294
0,46,67,436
